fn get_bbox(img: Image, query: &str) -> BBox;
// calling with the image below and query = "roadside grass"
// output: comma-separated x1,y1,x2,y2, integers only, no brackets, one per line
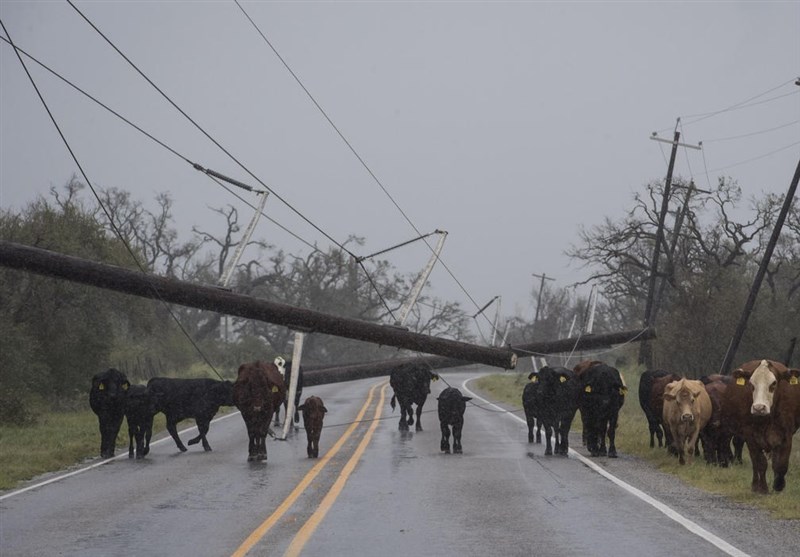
474,370,800,520
0,410,167,491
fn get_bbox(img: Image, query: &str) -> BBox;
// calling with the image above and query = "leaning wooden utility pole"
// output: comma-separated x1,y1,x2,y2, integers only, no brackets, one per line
719,157,800,374
0,241,516,369
639,127,701,368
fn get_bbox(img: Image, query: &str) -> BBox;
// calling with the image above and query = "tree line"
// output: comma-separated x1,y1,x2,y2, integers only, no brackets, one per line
1,174,798,422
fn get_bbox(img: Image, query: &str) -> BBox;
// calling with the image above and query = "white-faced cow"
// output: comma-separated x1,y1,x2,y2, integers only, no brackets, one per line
721,359,800,493
662,378,712,465
389,363,439,431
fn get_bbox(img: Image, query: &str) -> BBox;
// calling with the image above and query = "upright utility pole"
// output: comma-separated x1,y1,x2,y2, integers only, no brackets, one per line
531,272,555,332
719,157,800,374
639,127,701,368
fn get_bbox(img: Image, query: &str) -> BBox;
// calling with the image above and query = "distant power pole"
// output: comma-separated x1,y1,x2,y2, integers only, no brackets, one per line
638,126,701,368
531,272,555,335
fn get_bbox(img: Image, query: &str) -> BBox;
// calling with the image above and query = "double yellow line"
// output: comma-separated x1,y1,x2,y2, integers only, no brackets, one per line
231,381,388,557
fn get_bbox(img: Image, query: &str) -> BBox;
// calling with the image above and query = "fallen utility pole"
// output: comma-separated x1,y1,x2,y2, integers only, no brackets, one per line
0,241,516,370
302,327,656,386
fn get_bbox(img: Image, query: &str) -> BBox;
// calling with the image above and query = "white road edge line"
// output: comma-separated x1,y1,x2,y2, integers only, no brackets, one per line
460,377,751,557
0,411,241,502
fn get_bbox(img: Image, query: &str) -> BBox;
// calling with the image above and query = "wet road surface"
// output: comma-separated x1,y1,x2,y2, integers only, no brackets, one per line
2,369,798,556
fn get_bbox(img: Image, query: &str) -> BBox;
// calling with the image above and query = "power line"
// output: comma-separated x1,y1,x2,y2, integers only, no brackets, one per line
233,0,495,331
65,0,353,262
0,17,224,380
63,0,404,320
702,119,799,143
0,35,322,254
654,77,799,133
704,140,800,174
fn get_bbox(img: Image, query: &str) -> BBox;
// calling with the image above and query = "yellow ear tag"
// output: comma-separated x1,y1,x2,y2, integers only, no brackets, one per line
531,376,538,383
736,377,746,386
271,386,279,393
620,387,628,395
559,376,567,383
122,383,129,391
432,376,439,382
584,385,592,393
790,376,799,385
98,384,105,391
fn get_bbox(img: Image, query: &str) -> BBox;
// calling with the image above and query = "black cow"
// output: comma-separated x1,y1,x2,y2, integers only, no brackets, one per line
437,387,472,454
89,368,130,459
125,384,155,459
522,372,542,444
147,377,234,452
298,395,327,458
389,363,439,431
638,369,675,448
273,357,304,426
579,363,626,458
532,366,581,456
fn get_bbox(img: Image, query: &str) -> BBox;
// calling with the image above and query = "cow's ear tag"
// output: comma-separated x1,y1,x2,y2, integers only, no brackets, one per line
736,377,746,386
271,386,279,393
98,383,105,391
531,376,538,383
584,385,592,393
559,376,567,383
790,376,799,385
432,376,439,382
123,383,129,391
620,387,628,395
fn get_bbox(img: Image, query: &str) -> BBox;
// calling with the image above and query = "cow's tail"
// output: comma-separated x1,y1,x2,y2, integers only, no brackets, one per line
390,394,397,412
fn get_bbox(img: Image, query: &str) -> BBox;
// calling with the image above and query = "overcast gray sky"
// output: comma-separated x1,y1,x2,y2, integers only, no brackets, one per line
1,1,798,335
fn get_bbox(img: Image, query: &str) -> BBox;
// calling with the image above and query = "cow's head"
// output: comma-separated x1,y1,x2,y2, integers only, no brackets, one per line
663,379,702,423
747,360,779,416
274,357,286,378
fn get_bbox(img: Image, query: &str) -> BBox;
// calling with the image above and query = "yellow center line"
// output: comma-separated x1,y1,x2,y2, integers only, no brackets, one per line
283,382,389,557
231,381,385,557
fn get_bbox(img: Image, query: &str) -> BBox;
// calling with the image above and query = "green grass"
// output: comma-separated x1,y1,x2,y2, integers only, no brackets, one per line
0,411,168,491
474,370,800,520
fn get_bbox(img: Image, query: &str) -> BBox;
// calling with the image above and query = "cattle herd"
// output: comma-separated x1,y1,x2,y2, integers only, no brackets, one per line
89,356,799,495
89,358,316,463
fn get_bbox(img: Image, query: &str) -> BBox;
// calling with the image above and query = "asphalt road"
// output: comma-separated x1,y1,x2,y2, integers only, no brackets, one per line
1,368,798,557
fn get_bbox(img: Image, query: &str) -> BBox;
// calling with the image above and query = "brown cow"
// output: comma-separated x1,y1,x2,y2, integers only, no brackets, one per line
298,396,327,458
700,377,739,467
233,361,285,462
662,378,712,465
721,359,800,493
649,372,682,454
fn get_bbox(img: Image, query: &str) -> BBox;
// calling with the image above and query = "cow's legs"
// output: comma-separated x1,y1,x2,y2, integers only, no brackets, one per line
440,423,451,453
187,419,212,451
772,444,791,492
607,415,618,458
543,423,554,456
398,401,410,430
166,418,188,452
415,403,424,432
526,414,535,443
747,443,768,493
453,420,463,454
